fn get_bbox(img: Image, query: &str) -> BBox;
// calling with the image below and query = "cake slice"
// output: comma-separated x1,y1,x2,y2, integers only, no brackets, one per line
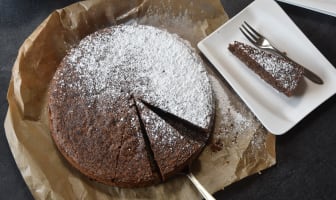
228,41,304,96
135,100,206,180
113,99,161,187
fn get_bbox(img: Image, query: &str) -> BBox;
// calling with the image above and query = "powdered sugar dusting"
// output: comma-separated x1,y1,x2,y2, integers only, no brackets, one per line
52,24,213,130
135,100,203,178
231,41,303,92
136,100,188,150
209,76,266,151
212,76,257,134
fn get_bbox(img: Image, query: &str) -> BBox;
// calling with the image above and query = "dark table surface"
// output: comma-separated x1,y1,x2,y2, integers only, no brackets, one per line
1,0,335,199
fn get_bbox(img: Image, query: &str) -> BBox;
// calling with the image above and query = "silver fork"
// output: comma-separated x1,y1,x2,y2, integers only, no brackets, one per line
239,21,323,85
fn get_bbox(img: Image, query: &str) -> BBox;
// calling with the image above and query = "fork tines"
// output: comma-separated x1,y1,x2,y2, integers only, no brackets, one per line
239,21,261,44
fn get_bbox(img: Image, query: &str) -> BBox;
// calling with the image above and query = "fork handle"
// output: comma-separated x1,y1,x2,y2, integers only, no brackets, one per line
282,54,323,84
302,67,324,84
267,48,323,84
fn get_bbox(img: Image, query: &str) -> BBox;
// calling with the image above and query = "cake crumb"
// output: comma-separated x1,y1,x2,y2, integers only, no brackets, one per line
210,138,223,152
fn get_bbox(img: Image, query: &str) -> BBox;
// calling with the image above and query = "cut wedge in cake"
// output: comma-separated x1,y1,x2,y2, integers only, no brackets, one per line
113,99,161,186
135,99,207,181
228,41,304,96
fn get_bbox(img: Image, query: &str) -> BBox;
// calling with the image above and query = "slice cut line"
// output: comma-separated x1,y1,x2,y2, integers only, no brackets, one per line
133,98,164,182
113,99,161,186
134,99,207,180
140,99,210,139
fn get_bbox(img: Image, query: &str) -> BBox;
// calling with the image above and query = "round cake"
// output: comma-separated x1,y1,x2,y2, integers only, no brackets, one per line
48,24,215,187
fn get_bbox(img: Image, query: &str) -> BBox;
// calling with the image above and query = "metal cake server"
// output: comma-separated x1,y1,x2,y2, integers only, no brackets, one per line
186,171,215,200
179,161,216,200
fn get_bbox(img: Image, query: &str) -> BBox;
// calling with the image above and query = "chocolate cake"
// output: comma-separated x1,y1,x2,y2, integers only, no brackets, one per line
228,41,304,96
48,24,215,187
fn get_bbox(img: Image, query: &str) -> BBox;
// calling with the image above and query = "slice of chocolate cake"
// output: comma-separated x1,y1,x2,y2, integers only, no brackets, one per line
135,100,206,180
113,99,161,187
228,41,304,96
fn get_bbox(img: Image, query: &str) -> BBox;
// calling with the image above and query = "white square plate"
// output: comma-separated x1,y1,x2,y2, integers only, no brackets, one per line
277,0,336,17
198,0,336,135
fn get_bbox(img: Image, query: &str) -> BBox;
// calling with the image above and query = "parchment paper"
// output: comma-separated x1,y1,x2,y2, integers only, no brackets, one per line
4,0,276,199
